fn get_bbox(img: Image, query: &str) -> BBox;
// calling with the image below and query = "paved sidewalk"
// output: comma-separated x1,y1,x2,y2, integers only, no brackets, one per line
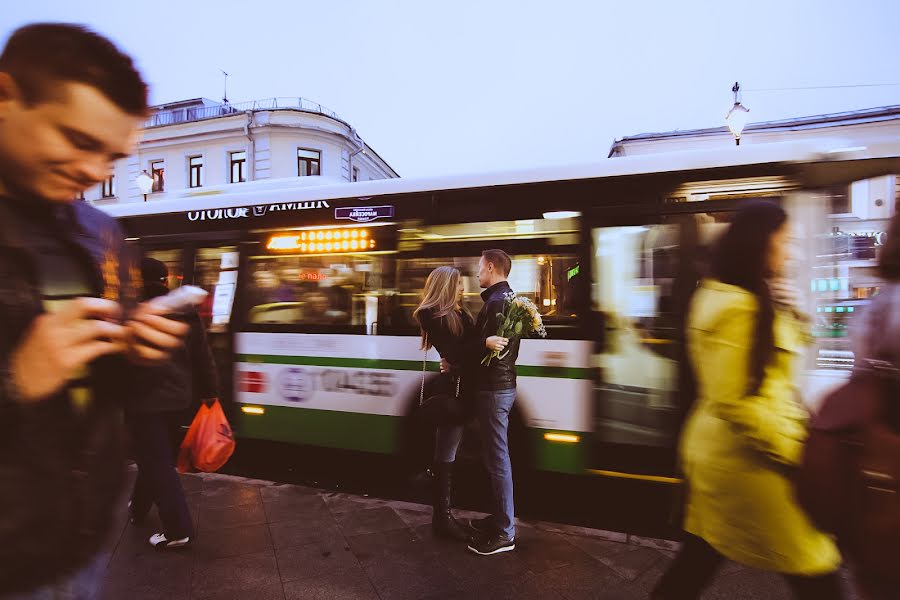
99,470,858,599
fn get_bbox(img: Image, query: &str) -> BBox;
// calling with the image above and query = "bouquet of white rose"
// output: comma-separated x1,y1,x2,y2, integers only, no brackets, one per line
481,291,547,366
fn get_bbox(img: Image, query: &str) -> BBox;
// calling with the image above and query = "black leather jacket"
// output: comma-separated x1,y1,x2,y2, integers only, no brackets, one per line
472,281,520,391
0,196,137,593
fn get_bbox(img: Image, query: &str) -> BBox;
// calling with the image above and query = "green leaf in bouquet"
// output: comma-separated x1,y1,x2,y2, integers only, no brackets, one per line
514,321,523,335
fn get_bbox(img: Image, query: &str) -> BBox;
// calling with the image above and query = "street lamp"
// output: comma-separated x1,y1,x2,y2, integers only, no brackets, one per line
136,169,153,202
725,82,750,146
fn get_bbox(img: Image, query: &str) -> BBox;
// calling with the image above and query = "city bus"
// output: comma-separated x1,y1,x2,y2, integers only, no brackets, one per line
101,140,899,483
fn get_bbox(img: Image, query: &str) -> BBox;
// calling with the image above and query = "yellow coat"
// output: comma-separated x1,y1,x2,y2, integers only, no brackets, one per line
680,279,840,575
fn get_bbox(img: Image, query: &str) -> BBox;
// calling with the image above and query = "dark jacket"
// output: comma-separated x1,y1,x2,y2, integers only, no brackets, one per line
472,281,520,391
416,307,474,398
0,196,137,593
124,311,219,416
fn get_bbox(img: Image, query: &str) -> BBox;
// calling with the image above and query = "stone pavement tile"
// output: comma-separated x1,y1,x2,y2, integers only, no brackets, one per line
347,528,465,600
100,577,191,600
394,506,434,528
191,549,280,598
104,526,193,599
193,523,274,562
508,527,596,575
200,480,263,509
562,534,667,582
260,483,321,503
198,498,268,532
529,520,629,544
282,565,379,600
699,568,792,600
334,506,410,537
194,584,286,600
263,493,330,524
417,526,532,591
179,472,205,495
323,491,391,514
628,534,681,552
269,516,346,551
477,561,621,600
276,538,362,583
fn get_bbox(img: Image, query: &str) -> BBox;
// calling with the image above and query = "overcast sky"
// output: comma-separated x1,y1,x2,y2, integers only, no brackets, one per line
4,0,899,176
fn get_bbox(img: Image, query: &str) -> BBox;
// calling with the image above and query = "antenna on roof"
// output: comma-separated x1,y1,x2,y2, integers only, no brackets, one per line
220,70,229,105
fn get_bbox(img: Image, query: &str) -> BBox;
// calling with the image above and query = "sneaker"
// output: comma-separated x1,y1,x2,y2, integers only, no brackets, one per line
467,532,515,556
149,533,190,549
468,515,495,535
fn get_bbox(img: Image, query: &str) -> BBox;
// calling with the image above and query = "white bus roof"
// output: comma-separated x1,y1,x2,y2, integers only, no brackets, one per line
100,138,900,219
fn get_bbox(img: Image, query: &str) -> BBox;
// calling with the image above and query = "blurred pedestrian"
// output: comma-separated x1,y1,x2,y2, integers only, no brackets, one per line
0,23,188,597
414,266,474,541
652,202,844,600
124,258,220,549
843,206,900,600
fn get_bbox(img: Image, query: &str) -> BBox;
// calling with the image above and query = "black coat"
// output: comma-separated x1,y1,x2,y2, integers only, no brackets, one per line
416,307,474,400
0,196,137,593
124,311,219,416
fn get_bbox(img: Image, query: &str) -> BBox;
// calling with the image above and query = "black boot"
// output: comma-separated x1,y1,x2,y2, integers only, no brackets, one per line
432,461,469,540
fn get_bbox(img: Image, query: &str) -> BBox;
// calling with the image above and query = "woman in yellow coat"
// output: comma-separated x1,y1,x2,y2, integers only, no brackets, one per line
652,202,843,600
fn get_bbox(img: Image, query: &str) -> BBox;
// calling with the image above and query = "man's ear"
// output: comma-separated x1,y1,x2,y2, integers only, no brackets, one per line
0,73,23,121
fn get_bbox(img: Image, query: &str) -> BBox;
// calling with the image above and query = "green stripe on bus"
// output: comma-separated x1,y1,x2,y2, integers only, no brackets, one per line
236,405,399,454
237,354,592,379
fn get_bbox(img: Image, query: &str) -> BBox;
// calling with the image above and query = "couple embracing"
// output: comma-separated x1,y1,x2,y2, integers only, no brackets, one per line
413,249,520,556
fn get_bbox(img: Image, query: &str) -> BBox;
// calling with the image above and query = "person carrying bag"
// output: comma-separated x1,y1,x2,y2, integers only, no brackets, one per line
413,266,475,541
798,275,900,599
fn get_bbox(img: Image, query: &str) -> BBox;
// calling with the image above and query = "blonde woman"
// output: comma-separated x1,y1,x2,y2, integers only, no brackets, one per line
413,266,474,540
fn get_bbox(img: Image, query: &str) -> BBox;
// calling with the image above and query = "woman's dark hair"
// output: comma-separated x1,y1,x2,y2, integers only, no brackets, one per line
878,201,900,281
711,201,788,394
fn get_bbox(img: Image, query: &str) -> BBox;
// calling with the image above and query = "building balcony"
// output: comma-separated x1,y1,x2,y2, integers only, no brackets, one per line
143,97,348,129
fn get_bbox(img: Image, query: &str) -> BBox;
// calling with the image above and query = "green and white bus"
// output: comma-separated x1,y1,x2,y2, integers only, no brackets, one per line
102,140,899,482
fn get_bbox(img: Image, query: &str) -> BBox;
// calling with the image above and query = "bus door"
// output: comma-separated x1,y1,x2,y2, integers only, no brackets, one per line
144,243,241,407
585,200,747,478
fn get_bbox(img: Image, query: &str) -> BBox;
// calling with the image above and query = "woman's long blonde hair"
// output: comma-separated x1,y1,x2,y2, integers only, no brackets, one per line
413,266,467,350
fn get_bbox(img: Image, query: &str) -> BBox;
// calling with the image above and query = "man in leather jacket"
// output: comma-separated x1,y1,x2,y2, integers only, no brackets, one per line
0,24,188,596
465,249,520,556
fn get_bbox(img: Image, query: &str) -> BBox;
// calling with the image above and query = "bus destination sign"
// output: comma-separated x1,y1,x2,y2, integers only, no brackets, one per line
335,205,394,223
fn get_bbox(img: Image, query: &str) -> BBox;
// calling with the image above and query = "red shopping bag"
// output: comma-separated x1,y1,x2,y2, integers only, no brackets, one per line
177,400,236,473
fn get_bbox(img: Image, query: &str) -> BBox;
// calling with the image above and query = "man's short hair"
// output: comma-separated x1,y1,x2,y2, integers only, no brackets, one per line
0,23,148,115
482,249,512,277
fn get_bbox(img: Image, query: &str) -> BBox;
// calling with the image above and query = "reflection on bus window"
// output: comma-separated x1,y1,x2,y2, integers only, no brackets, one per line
246,254,386,328
392,254,579,333
194,246,238,332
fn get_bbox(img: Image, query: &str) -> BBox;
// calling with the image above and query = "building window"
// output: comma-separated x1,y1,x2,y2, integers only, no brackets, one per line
297,148,321,177
151,160,165,193
230,151,247,183
189,156,203,188
352,166,359,182
101,175,115,198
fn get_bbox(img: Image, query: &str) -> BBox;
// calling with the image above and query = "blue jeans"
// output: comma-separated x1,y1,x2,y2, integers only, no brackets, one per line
1,553,107,599
434,424,464,463
477,388,517,539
